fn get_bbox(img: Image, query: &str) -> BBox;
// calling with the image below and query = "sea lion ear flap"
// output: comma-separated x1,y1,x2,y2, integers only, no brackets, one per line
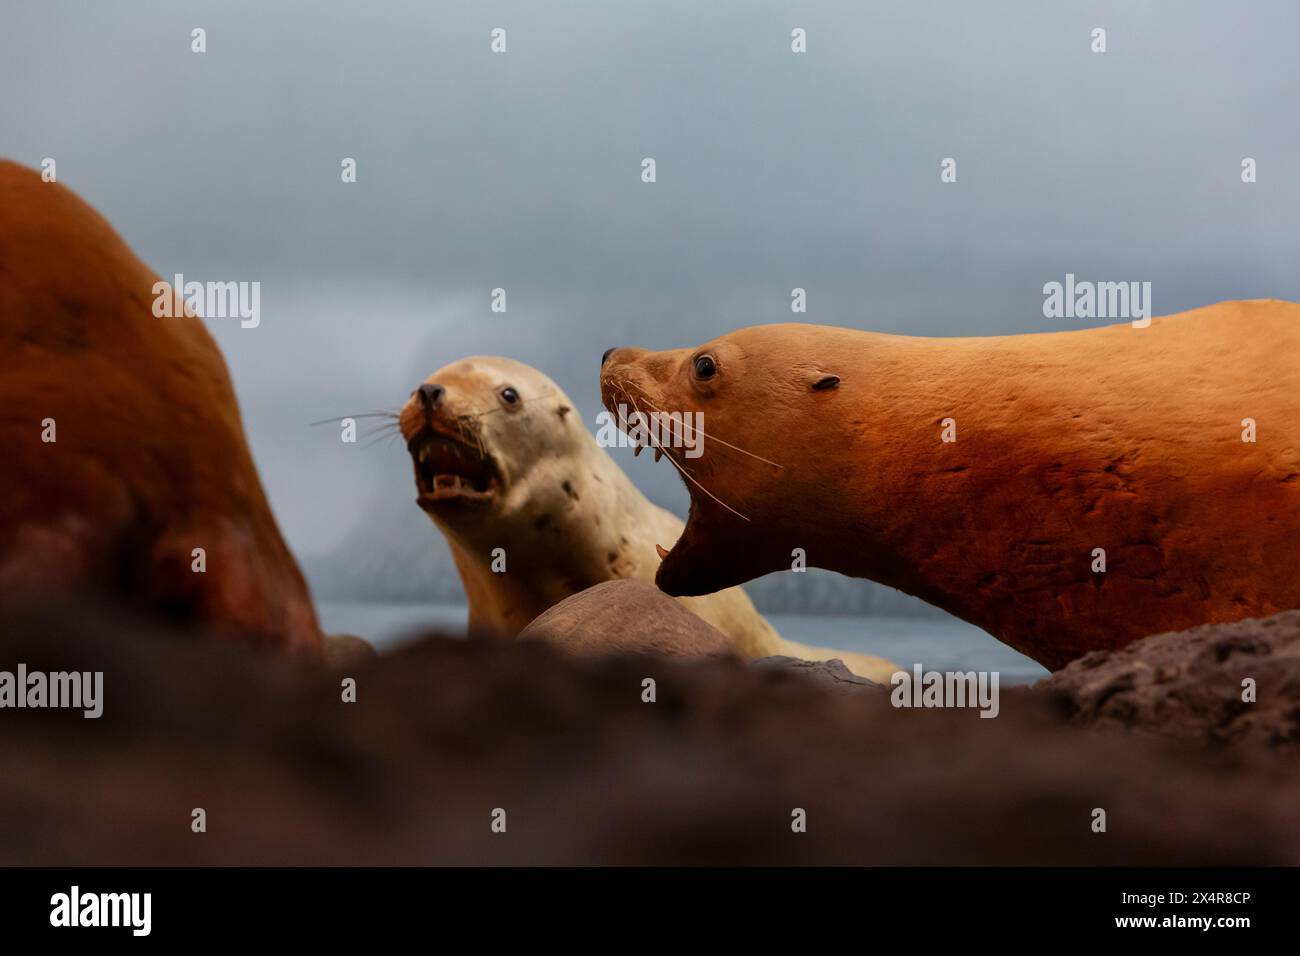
811,374,840,391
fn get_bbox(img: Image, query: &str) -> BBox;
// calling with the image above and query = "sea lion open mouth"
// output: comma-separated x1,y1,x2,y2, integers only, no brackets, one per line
406,429,500,508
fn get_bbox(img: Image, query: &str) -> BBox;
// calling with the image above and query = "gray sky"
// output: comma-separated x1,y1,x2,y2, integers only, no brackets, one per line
5,0,1298,556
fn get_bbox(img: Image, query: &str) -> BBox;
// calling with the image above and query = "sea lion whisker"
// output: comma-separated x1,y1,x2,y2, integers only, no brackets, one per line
447,413,490,462
462,416,486,460
651,428,751,523
309,411,402,428
360,422,402,440
362,431,404,451
615,382,657,442
616,383,750,523
361,422,407,446
453,389,563,420
623,386,783,470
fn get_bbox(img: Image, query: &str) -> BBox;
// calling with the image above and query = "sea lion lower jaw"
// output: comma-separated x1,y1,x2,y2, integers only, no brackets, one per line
601,304,1300,671
654,533,714,597
654,504,773,598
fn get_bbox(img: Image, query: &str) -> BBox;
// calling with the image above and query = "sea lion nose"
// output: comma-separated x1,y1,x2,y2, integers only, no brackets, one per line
602,347,619,367
417,383,445,408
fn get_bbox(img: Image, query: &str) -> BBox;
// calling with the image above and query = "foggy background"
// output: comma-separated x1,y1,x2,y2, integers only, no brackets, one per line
4,1,1297,615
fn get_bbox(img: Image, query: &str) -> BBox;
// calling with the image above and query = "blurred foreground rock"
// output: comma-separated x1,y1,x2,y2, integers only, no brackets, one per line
0,602,1297,865
1044,610,1300,751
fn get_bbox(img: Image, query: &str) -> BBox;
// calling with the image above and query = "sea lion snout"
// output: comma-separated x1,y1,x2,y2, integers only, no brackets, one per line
598,345,674,415
599,346,644,374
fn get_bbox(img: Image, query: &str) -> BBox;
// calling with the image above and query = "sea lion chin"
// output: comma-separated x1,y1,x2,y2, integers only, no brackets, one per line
600,303,1300,670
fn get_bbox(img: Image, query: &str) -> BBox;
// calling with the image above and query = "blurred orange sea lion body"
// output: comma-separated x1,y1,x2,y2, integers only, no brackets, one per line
0,160,321,650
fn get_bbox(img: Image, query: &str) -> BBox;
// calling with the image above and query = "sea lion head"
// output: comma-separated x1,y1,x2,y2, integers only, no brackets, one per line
398,356,587,543
600,325,852,597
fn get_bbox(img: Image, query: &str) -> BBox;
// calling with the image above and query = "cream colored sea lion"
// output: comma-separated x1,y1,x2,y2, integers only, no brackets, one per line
396,356,899,679
0,159,322,651
600,301,1300,670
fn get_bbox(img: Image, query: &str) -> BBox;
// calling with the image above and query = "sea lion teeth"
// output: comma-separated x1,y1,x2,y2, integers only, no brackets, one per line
655,543,670,560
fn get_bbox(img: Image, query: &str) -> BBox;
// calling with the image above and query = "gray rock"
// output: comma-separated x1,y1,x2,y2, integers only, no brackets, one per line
519,579,733,660
752,655,882,691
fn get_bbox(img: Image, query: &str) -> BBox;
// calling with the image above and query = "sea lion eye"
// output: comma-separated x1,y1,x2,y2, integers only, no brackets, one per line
500,386,520,406
693,355,717,380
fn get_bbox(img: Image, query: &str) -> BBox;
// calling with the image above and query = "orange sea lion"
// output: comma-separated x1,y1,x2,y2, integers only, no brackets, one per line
0,159,321,650
600,302,1300,669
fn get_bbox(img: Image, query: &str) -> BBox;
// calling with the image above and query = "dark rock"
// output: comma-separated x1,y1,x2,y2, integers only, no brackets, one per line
1043,611,1300,751
1,600,1298,865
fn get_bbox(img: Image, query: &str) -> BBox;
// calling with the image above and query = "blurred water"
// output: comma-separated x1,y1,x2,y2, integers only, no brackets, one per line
318,603,1050,686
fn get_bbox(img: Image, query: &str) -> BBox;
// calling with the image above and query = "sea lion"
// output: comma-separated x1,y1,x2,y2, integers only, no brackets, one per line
396,356,899,679
599,301,1300,670
0,159,321,651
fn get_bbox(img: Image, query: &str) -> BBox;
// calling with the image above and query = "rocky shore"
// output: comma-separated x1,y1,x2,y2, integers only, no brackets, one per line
1,594,1296,866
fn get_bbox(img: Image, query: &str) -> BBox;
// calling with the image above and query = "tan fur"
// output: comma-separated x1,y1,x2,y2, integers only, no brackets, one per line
398,357,899,679
601,302,1300,670
0,160,321,650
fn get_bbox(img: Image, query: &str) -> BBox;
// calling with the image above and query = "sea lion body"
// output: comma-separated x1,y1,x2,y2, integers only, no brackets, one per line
398,357,899,679
0,160,321,650
600,301,1300,669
